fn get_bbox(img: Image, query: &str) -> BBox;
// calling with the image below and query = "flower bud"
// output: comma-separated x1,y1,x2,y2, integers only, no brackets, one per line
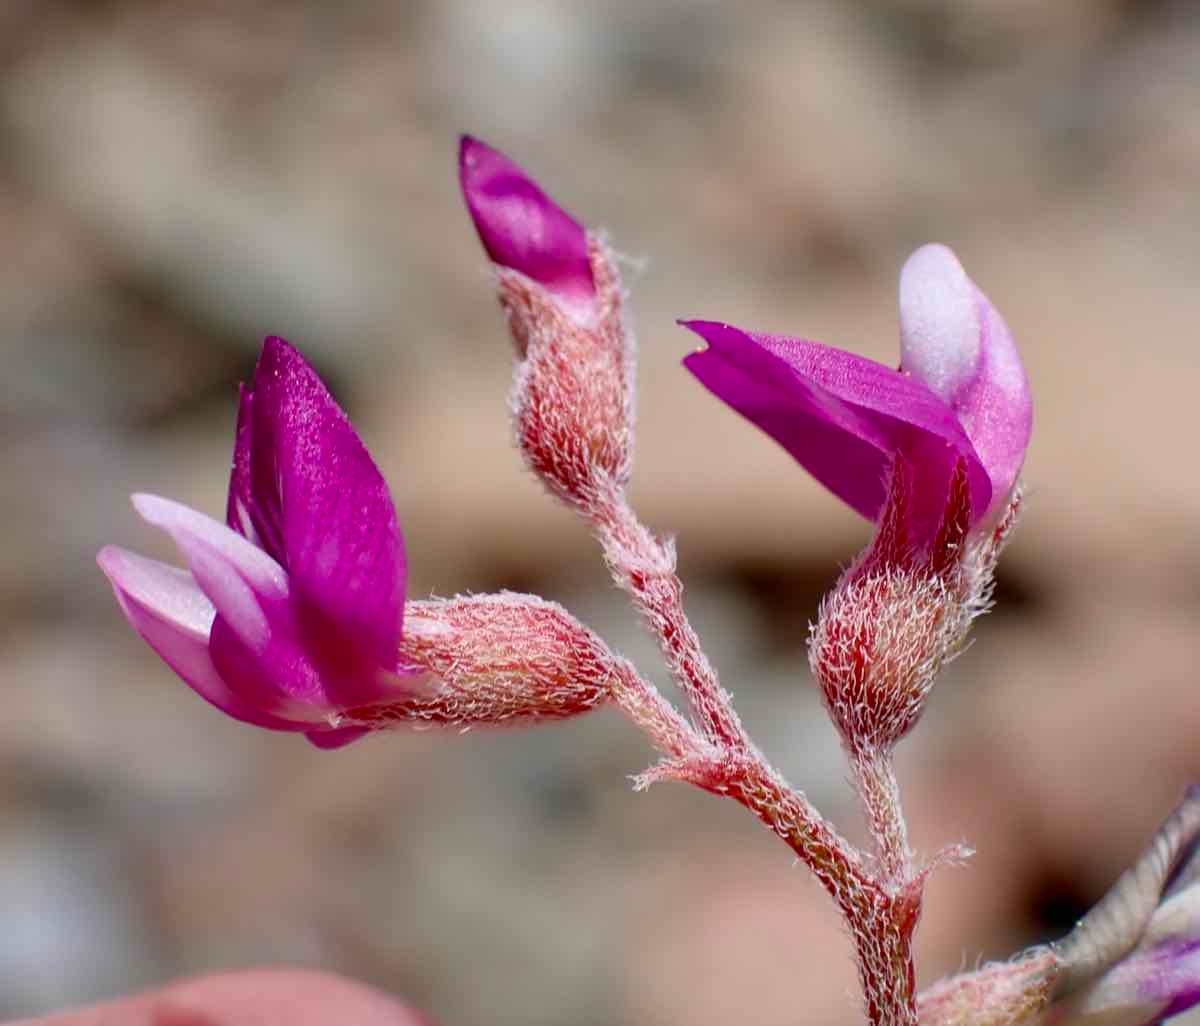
339,594,618,729
506,264,634,506
459,136,634,509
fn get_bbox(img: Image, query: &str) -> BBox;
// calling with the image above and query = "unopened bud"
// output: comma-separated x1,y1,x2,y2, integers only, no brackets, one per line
458,136,634,509
341,594,617,729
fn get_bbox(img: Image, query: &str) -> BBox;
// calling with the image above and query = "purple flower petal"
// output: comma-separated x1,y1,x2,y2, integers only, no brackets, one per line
226,385,283,560
245,338,407,672
1132,887,1200,1021
104,339,413,749
899,244,1032,507
304,725,371,749
682,320,991,544
459,135,595,310
96,545,303,731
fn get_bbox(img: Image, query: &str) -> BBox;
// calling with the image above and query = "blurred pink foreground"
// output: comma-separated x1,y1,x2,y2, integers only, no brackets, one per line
6,970,432,1026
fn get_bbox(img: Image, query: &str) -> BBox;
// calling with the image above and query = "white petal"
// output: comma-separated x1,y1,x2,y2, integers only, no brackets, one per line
899,243,980,401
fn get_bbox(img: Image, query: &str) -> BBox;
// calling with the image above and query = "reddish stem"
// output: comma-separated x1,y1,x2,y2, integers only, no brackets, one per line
852,747,911,886
588,481,746,750
586,478,922,1026
596,560,918,1023
726,760,920,1026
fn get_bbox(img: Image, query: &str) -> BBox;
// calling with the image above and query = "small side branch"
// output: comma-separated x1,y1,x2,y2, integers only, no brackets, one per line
607,654,698,760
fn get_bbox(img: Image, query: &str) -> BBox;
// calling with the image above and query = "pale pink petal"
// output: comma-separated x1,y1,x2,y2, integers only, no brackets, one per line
131,496,345,718
899,244,1032,506
96,546,302,731
133,493,286,602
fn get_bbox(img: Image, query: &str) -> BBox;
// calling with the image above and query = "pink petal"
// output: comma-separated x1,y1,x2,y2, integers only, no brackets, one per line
206,615,344,723
98,543,215,639
247,338,407,671
134,493,287,613
458,135,595,311
136,491,405,713
96,546,303,731
899,244,1032,506
133,497,340,718
682,320,991,543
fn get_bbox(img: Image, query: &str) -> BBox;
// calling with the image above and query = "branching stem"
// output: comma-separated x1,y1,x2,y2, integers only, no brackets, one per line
587,475,923,1026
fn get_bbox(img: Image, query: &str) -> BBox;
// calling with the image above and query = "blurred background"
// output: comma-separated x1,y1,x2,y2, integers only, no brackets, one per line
2,0,1199,1023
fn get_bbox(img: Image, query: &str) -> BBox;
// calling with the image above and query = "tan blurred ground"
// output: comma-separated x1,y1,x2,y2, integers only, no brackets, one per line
1,1,1199,1023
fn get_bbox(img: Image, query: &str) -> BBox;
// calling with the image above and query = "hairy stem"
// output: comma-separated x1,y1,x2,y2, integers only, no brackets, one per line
587,478,922,1026
611,660,921,1026
852,747,912,885
725,758,865,894
607,654,698,759
588,479,747,750
916,949,1058,1026
730,760,918,1026
849,889,921,1026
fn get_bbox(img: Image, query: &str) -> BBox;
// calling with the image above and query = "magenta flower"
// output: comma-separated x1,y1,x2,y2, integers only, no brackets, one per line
97,337,419,748
458,134,597,317
683,244,1032,548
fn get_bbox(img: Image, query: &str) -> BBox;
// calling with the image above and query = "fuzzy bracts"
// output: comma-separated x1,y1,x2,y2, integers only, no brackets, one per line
813,565,970,749
350,594,621,728
502,236,635,510
811,460,1018,755
917,950,1060,1026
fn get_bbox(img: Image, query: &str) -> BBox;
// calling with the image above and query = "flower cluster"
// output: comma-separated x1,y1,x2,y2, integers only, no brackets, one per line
96,136,1200,1026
